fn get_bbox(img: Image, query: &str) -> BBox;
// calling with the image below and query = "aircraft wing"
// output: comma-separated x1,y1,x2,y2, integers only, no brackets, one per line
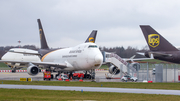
124,57,154,62
150,52,172,57
137,52,172,57
31,61,67,68
0,60,67,68
123,55,154,62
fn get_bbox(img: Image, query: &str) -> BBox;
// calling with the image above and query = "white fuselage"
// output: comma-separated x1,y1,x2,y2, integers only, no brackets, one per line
1,48,41,69
2,48,41,62
1,43,103,71
42,43,103,71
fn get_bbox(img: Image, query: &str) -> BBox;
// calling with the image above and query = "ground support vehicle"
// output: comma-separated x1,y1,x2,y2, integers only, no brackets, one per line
73,73,84,79
56,74,69,81
43,71,51,80
73,73,92,80
43,70,54,80
55,72,93,81
121,75,138,82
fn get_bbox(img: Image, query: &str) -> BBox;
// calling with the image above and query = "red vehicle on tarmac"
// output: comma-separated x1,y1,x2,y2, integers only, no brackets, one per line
73,73,84,79
72,72,92,80
43,71,53,80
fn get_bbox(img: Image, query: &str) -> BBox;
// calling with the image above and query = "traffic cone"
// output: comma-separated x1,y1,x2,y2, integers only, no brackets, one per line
79,76,83,82
58,78,62,81
65,79,70,82
70,77,72,81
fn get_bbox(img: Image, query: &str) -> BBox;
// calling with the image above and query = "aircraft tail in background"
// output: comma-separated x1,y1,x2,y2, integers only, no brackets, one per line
37,19,49,49
85,30,97,43
140,25,178,51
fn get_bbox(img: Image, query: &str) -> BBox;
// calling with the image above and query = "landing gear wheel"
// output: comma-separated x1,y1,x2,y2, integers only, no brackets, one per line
51,74,54,79
89,69,95,81
55,74,59,80
87,74,91,79
12,70,16,73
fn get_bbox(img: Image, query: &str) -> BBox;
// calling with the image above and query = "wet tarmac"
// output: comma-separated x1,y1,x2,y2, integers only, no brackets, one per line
0,70,123,82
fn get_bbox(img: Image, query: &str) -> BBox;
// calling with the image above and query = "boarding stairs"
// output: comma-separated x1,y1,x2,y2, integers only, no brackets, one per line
102,52,136,77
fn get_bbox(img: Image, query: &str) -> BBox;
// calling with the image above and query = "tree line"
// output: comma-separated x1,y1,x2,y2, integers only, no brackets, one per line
99,46,149,58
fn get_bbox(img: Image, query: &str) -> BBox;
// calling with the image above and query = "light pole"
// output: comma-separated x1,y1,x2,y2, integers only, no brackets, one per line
18,40,21,48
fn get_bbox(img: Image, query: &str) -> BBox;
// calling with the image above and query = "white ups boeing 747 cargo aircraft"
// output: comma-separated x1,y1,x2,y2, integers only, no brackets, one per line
0,19,103,79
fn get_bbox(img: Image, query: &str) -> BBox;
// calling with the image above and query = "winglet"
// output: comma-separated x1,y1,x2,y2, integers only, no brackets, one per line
37,19,49,49
85,30,97,43
129,55,136,62
136,52,145,56
137,52,154,59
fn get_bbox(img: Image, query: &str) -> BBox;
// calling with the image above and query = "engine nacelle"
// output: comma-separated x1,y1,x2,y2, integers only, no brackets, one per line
145,51,150,58
129,62,140,71
27,65,39,76
109,65,120,75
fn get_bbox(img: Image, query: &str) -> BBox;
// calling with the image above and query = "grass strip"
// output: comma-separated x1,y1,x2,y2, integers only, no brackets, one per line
0,88,180,101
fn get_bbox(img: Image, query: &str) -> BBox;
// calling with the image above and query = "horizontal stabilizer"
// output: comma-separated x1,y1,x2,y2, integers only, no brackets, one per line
150,52,172,57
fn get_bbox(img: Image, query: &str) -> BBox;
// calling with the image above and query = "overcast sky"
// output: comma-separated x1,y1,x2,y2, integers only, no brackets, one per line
1,0,180,49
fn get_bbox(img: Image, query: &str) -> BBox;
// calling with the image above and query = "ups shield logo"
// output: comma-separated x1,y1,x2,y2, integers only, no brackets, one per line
89,37,94,43
148,34,160,48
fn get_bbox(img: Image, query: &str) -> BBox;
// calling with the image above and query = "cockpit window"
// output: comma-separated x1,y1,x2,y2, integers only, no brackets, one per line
88,45,97,48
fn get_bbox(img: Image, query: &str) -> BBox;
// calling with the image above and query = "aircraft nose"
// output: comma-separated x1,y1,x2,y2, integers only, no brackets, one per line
95,54,103,64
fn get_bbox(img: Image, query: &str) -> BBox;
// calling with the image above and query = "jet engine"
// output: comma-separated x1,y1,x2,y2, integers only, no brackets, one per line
129,62,140,71
27,65,39,76
109,65,120,75
145,51,150,58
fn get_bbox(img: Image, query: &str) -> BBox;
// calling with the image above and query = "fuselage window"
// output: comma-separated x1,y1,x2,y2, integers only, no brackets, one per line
88,45,97,48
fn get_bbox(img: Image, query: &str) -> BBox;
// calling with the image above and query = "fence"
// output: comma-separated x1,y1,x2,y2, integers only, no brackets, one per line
123,63,180,82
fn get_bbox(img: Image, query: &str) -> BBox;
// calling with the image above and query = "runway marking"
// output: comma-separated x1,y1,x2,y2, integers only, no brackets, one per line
1,73,10,74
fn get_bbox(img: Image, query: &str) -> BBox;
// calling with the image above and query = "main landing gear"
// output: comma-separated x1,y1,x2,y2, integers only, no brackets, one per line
89,69,95,81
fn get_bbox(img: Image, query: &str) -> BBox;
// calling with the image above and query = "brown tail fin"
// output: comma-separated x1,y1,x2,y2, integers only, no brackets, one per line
140,25,178,51
85,30,97,43
37,19,49,49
